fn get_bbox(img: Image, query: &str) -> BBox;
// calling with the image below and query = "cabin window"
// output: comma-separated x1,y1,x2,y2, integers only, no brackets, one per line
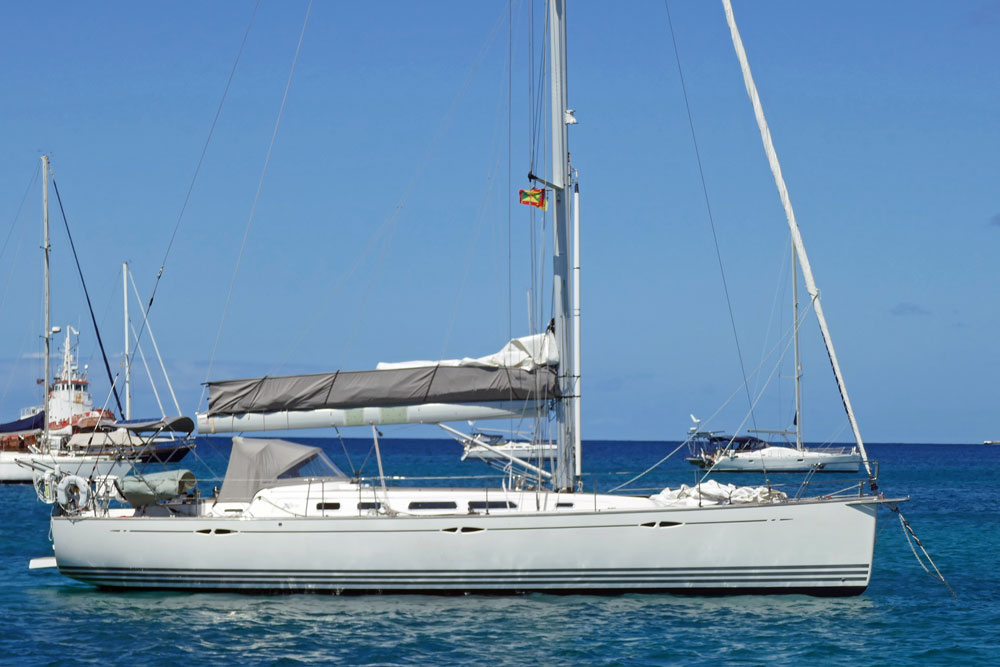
468,501,516,510
358,502,381,510
316,502,341,510
408,501,458,510
556,502,574,508
278,451,348,480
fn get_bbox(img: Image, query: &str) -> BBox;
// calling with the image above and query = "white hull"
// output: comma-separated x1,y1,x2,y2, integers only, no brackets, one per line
689,446,861,473
0,450,132,483
50,496,880,595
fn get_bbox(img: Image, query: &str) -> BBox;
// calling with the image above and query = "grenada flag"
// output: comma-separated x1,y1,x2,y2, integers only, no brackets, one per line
519,188,547,210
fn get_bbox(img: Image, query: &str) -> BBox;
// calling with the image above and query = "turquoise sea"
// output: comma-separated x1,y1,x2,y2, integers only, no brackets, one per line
1,439,997,665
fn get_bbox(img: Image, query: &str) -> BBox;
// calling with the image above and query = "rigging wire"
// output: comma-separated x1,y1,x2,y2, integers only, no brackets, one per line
441,5,522,360
334,426,356,477
0,162,39,263
694,317,802,487
268,3,512,376
508,0,514,345
755,235,794,421
663,0,757,432
530,11,550,178
0,165,41,404
0,164,39,375
200,0,312,408
50,177,124,417
130,1,261,398
608,297,807,492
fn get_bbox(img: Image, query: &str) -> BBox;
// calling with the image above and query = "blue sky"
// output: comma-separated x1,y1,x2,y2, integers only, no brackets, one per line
0,1,997,444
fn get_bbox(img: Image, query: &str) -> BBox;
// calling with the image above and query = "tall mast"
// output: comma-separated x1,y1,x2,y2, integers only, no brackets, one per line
123,262,132,420
548,0,575,491
42,155,51,447
792,243,803,450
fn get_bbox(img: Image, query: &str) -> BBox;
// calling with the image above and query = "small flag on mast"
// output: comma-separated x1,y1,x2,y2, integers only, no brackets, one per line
519,188,547,210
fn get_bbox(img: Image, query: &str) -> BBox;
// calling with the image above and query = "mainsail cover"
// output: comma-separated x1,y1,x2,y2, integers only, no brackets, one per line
206,333,559,418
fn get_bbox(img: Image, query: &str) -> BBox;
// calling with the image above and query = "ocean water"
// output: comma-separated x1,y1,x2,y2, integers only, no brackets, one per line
1,439,997,665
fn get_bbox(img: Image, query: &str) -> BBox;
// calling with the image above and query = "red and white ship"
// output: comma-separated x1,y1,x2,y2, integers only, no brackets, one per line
30,326,116,436
0,327,131,482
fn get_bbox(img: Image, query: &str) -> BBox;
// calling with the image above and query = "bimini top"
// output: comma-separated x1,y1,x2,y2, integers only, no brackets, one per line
117,416,195,433
218,437,347,502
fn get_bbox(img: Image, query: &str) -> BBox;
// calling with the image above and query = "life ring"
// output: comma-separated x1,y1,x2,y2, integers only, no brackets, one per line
56,475,91,513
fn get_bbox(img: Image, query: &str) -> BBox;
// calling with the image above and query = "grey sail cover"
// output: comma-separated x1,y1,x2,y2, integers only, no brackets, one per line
205,334,560,417
218,437,332,502
207,365,558,416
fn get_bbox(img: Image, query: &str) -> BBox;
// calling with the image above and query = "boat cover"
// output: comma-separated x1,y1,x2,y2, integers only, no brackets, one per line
206,334,560,417
650,480,787,507
0,411,44,434
217,437,346,502
120,469,197,507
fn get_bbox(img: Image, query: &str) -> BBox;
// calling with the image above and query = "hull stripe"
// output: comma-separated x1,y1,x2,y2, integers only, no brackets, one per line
60,566,870,590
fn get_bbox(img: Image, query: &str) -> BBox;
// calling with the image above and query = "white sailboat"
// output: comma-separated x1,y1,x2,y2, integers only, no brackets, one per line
0,156,132,483
36,1,900,595
455,430,557,463
686,245,862,474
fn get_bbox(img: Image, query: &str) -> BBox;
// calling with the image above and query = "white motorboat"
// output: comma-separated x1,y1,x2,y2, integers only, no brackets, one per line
36,1,900,596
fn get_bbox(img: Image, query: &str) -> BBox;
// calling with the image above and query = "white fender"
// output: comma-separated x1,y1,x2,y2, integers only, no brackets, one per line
56,475,91,512
32,470,59,505
95,476,123,503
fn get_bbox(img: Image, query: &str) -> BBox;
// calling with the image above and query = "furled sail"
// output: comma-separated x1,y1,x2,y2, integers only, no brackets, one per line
197,333,558,433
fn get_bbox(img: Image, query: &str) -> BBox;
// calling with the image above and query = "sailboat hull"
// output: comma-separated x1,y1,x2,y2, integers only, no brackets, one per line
50,497,879,596
690,448,862,473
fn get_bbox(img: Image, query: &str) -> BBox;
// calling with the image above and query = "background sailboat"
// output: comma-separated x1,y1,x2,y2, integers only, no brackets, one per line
686,242,862,473
0,156,132,483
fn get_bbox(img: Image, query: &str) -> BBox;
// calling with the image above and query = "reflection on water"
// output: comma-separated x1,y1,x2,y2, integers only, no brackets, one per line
16,582,888,665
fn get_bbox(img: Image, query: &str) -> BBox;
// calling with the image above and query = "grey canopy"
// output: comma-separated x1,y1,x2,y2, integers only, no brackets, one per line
218,437,346,502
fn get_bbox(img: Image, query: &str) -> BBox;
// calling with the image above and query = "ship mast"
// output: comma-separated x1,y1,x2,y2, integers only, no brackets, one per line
123,262,132,420
547,0,577,491
42,155,51,447
792,244,803,450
